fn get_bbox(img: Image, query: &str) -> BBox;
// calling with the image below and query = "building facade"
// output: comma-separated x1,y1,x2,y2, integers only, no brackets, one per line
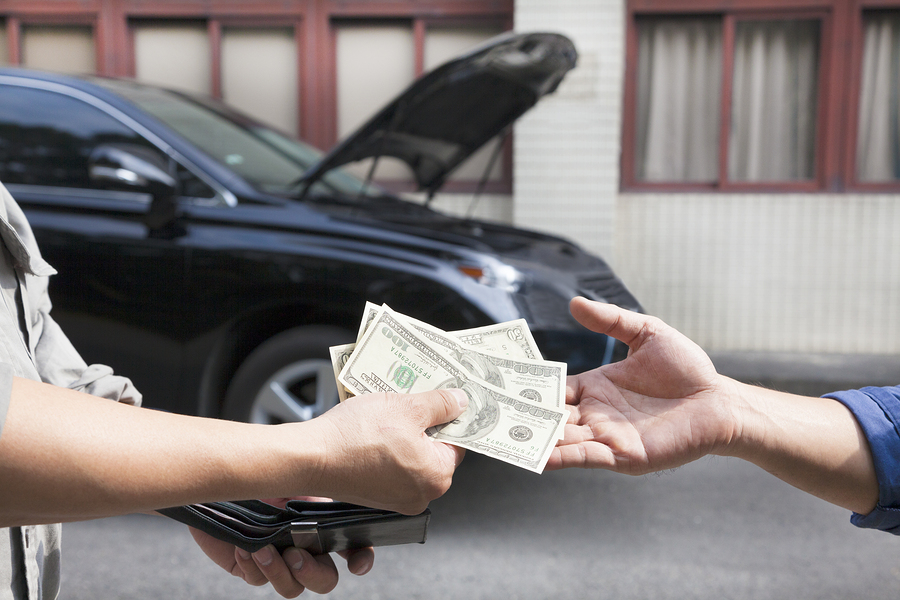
516,0,900,356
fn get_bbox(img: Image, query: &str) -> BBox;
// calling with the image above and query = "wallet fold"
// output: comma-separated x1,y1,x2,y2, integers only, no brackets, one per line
158,499,430,554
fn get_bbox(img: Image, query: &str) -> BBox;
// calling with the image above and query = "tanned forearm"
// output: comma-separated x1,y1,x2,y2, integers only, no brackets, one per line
717,377,879,515
0,376,328,526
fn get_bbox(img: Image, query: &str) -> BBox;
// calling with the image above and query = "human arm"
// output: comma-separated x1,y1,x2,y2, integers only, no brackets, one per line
0,376,467,525
547,296,879,516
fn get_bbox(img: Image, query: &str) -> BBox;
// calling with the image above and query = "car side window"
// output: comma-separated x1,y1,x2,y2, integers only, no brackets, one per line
0,84,215,201
0,85,156,189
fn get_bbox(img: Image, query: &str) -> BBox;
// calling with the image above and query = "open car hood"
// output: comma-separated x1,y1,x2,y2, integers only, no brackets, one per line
299,31,577,196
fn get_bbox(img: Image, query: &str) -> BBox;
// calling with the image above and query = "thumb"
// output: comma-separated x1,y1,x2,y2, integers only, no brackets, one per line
569,296,646,346
412,388,469,428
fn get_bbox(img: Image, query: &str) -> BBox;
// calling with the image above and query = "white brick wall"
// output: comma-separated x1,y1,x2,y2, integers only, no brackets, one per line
617,193,900,353
514,0,624,263
514,0,900,353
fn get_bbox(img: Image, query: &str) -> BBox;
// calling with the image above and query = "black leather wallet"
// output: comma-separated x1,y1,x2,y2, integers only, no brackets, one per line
158,499,431,554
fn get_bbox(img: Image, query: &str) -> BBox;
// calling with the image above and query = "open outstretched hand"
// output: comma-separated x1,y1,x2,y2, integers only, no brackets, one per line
547,297,738,473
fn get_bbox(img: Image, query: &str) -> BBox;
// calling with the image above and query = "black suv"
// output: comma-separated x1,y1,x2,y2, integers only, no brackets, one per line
0,32,641,423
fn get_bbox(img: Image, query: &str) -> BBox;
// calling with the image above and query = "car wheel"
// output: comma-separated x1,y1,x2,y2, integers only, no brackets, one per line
222,326,353,424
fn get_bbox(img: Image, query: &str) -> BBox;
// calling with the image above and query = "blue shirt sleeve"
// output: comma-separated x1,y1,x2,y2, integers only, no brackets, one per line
824,386,900,534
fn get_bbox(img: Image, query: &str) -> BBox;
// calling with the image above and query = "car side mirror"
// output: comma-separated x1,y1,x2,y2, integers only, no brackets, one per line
88,144,179,229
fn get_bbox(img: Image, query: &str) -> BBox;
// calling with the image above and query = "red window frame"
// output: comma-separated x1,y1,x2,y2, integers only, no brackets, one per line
622,0,899,193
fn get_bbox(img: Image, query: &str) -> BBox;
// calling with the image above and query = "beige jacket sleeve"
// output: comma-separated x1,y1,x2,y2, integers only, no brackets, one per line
0,182,141,408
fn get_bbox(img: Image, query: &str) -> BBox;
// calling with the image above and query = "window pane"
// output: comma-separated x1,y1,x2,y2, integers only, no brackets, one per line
134,23,210,95
729,20,819,182
22,25,95,74
423,26,501,70
635,17,721,182
222,28,298,136
335,23,415,181
857,13,900,182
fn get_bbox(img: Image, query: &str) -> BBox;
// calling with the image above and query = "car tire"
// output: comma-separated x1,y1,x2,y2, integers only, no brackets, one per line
221,326,353,424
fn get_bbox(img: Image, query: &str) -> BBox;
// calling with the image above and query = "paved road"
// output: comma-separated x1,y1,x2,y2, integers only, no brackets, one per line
59,453,898,600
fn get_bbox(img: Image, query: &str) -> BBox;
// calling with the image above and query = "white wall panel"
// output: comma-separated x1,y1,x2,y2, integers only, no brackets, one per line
21,25,95,74
134,24,210,95
617,193,900,353
222,28,298,135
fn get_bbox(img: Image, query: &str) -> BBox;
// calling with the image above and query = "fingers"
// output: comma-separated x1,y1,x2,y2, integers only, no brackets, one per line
546,439,617,471
432,440,467,471
283,548,341,594
339,546,375,576
234,545,341,598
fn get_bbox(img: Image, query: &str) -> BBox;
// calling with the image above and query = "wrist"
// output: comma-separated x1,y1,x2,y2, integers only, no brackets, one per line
709,376,763,460
708,380,879,513
261,419,334,500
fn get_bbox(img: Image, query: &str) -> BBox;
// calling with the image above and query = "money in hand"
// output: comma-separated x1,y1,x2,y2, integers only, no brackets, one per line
333,304,568,473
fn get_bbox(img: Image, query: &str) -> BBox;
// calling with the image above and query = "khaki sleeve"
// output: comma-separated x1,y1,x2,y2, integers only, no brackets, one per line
32,311,142,407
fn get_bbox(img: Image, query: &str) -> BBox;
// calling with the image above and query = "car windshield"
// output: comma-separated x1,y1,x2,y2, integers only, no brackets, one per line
90,78,381,199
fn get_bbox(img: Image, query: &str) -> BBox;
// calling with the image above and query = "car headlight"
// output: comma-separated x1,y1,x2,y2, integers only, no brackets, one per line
457,259,524,293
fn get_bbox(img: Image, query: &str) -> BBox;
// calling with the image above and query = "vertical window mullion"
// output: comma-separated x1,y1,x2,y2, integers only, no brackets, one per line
413,18,426,78
7,17,20,65
620,8,640,187
719,14,735,188
294,19,305,139
209,19,222,99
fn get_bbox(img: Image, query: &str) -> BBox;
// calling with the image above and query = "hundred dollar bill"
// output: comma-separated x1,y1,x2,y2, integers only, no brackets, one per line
356,302,542,360
401,315,568,440
340,303,564,414
398,315,566,410
449,320,542,360
328,343,357,402
356,301,382,342
338,305,566,473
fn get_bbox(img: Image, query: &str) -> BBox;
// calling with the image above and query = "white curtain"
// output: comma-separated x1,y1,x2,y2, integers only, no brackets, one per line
729,20,819,181
635,18,721,181
856,15,900,181
635,17,819,183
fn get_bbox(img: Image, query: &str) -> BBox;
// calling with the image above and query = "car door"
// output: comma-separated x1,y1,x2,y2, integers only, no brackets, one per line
0,80,190,411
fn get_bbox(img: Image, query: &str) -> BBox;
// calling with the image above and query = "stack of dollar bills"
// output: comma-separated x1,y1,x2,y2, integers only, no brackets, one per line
330,302,569,473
